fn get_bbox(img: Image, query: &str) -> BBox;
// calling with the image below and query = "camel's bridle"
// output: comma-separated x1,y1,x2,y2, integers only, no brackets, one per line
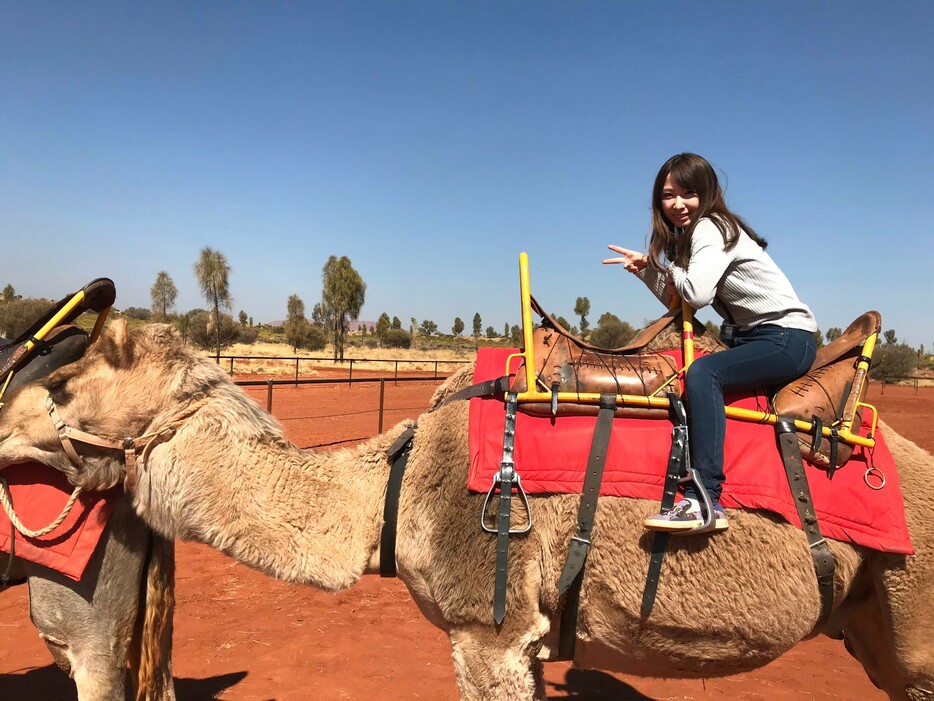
46,394,207,492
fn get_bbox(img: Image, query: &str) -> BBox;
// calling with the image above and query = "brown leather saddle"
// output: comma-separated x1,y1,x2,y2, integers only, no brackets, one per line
510,295,880,468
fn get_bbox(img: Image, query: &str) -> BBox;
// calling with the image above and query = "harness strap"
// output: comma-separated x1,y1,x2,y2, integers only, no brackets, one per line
380,424,417,578
640,421,689,618
429,375,511,413
775,418,836,627
554,393,616,658
493,392,521,625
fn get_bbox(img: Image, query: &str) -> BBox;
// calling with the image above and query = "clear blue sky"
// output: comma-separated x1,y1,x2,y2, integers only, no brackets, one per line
2,2,932,347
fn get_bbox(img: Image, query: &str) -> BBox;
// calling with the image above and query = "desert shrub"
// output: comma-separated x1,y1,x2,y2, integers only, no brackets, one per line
589,313,637,348
302,325,328,352
0,298,53,338
122,306,151,320
187,311,241,352
237,327,259,345
384,328,412,349
871,343,918,382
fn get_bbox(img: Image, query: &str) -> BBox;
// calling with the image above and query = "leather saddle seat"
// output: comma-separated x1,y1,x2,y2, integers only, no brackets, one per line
510,295,881,466
0,325,89,398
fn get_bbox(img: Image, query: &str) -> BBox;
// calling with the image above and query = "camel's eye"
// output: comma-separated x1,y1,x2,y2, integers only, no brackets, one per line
45,377,74,405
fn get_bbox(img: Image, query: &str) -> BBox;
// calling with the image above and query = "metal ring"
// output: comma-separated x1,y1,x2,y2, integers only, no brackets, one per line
864,466,886,491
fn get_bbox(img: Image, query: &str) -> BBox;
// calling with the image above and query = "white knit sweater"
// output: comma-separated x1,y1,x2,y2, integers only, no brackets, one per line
638,217,817,332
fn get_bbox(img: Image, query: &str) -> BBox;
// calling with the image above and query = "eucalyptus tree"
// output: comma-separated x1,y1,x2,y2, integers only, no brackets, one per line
150,271,178,319
320,255,366,362
193,247,232,360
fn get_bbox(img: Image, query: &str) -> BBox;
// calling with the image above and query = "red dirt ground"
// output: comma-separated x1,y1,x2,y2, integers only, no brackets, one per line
1,379,931,700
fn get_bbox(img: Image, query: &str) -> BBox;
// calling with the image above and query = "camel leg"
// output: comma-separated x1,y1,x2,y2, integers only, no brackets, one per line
448,626,546,701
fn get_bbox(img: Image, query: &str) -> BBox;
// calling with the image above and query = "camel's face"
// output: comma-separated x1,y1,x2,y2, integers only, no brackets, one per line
0,381,69,471
0,321,199,487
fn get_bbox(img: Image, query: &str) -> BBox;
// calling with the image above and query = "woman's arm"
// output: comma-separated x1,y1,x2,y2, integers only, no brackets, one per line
668,219,731,308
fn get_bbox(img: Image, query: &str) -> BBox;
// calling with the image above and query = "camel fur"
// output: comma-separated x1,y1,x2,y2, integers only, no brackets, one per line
0,320,931,701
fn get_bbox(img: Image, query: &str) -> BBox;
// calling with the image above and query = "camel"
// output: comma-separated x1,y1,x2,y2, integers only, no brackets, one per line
0,495,175,701
0,320,931,701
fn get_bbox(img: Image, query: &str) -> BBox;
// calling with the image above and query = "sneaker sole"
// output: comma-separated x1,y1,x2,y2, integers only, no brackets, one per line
644,517,729,533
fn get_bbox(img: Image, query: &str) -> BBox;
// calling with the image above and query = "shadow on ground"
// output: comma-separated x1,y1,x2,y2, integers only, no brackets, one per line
0,665,248,701
549,668,656,700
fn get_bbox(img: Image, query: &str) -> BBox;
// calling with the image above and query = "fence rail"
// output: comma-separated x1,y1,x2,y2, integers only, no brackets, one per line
235,375,449,435
218,354,471,383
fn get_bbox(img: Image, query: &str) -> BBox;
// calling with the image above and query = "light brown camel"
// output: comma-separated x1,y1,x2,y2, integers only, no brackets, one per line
0,492,175,701
0,321,931,701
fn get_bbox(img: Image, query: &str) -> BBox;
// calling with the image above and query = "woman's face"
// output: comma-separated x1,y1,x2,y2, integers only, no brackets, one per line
660,174,700,229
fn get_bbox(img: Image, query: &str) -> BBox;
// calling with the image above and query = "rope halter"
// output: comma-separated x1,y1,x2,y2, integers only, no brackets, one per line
46,393,207,492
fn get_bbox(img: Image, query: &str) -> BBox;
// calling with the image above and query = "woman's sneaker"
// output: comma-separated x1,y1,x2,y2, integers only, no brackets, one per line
644,498,728,534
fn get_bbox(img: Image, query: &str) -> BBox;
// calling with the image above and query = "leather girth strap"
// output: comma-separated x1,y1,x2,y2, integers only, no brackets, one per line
555,393,617,659
640,403,690,619
380,424,417,578
775,418,836,627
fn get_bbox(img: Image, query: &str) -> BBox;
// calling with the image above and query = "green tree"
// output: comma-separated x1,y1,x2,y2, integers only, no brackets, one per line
384,328,412,349
193,247,232,360
510,325,521,346
503,322,509,337
0,298,50,338
420,319,438,336
871,343,917,381
187,311,240,352
485,325,495,338
391,316,401,330
814,329,825,349
376,313,391,345
704,320,721,339
590,312,637,348
452,317,465,337
825,326,842,343
320,255,366,362
238,310,248,325
284,294,310,352
472,313,482,338
2,284,15,303
150,271,178,319
884,329,897,344
574,297,591,339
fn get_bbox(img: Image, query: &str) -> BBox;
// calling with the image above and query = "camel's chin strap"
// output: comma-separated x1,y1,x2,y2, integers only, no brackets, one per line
46,394,208,492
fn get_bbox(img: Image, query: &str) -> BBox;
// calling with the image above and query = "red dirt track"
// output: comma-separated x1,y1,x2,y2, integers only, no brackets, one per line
1,379,931,700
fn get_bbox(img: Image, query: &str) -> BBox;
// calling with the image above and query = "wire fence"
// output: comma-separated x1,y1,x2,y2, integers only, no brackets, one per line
219,354,471,384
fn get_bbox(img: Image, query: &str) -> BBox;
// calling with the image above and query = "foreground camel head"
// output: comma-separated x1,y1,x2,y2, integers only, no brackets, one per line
0,320,223,490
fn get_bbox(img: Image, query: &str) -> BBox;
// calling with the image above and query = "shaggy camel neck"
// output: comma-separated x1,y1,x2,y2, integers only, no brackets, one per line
135,413,397,592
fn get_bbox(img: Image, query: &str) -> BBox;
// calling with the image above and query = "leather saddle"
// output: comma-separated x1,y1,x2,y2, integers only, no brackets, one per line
510,296,880,467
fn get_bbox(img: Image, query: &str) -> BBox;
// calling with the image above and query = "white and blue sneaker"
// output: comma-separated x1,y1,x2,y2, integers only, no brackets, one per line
644,498,728,534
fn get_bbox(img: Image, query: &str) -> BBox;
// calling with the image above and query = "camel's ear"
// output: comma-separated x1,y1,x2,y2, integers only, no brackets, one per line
97,319,134,368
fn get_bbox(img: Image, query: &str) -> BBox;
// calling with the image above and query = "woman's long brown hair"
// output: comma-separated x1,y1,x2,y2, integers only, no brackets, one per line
647,153,767,270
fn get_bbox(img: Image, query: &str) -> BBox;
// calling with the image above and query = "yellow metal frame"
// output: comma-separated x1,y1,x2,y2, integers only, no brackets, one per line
509,252,877,450
0,288,112,403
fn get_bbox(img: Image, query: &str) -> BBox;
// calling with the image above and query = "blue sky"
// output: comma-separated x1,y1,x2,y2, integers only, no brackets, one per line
2,2,932,347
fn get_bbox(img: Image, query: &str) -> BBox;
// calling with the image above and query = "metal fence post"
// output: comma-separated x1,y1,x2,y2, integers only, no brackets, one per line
295,358,299,387
266,379,273,413
378,378,385,434
349,358,354,386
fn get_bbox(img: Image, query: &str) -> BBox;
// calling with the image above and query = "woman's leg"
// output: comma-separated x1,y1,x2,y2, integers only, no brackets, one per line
683,325,816,503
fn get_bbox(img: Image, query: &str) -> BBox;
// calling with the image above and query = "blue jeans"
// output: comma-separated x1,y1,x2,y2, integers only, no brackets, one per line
683,324,817,503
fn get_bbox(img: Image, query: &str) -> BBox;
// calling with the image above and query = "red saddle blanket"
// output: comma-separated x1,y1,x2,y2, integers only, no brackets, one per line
0,462,118,580
467,348,912,554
